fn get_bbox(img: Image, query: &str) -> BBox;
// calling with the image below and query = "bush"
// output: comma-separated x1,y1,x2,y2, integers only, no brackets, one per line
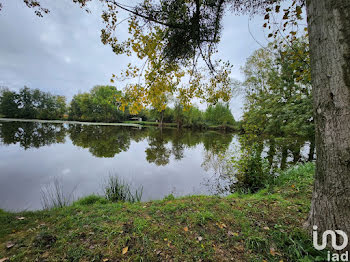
231,143,272,193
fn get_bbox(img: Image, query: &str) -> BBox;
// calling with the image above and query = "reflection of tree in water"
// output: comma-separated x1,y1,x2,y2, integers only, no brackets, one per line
170,131,184,160
0,122,66,149
255,136,311,170
202,133,313,195
200,132,236,195
201,132,234,173
145,129,171,166
170,129,204,161
69,125,145,158
144,128,223,166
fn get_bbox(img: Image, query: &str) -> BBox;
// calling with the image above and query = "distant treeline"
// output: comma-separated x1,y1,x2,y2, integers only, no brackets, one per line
0,87,66,120
0,85,239,130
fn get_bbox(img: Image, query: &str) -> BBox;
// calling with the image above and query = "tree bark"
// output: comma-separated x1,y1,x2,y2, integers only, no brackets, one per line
159,110,164,128
267,138,275,168
280,146,288,170
306,0,350,252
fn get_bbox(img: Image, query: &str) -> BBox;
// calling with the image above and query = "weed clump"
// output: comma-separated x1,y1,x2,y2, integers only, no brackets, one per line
104,175,143,203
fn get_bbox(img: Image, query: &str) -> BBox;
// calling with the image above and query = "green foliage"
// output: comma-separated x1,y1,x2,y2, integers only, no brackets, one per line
183,106,206,128
68,85,129,122
242,38,313,141
273,162,315,198
205,102,235,126
104,175,143,203
163,194,175,201
136,102,234,130
231,142,273,194
0,86,66,120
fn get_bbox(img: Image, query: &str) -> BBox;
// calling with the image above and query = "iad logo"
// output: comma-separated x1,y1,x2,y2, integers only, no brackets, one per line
313,225,349,261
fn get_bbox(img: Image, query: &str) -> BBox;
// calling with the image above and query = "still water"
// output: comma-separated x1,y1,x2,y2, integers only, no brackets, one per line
0,120,236,211
0,120,311,211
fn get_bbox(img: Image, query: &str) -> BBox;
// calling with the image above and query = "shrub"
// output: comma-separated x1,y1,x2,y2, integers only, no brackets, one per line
230,143,273,193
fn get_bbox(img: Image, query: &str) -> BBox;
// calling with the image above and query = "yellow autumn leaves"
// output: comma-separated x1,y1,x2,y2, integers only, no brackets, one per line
106,10,233,114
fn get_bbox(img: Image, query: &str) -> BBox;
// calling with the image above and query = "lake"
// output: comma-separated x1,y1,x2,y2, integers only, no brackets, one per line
0,120,237,211
0,120,312,211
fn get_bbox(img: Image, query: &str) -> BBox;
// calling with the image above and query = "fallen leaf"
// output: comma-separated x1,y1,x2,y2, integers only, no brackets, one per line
0,258,9,262
42,252,49,258
270,247,276,256
6,242,14,249
122,246,128,255
183,226,189,232
102,259,109,262
216,223,227,229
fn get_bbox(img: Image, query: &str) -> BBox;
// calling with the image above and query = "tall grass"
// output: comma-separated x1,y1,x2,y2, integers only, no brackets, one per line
104,175,143,203
41,178,76,209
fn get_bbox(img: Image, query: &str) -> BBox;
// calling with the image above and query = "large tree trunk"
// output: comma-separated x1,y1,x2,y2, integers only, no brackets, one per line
306,0,350,251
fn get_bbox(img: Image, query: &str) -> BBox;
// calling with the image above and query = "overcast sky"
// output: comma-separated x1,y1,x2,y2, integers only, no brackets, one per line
0,0,268,119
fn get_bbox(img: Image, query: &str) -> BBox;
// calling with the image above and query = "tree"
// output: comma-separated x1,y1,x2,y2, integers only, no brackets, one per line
102,0,350,246
205,102,235,127
0,89,19,118
305,0,350,247
4,0,350,246
0,87,67,119
242,38,313,141
68,86,127,122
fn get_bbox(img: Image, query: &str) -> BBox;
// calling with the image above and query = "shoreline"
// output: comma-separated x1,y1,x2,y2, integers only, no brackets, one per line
0,118,142,128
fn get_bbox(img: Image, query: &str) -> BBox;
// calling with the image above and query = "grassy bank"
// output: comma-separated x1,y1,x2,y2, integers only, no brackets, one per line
0,163,325,261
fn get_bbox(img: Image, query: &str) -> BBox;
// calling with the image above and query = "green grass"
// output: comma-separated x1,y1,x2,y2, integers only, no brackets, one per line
0,163,326,261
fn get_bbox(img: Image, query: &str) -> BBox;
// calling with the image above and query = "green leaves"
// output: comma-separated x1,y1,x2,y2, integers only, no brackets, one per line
69,85,126,123
241,37,313,139
0,87,67,120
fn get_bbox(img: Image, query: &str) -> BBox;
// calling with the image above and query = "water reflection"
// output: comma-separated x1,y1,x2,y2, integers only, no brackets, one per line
69,125,137,158
0,121,235,165
0,121,312,171
0,121,313,211
0,122,66,149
